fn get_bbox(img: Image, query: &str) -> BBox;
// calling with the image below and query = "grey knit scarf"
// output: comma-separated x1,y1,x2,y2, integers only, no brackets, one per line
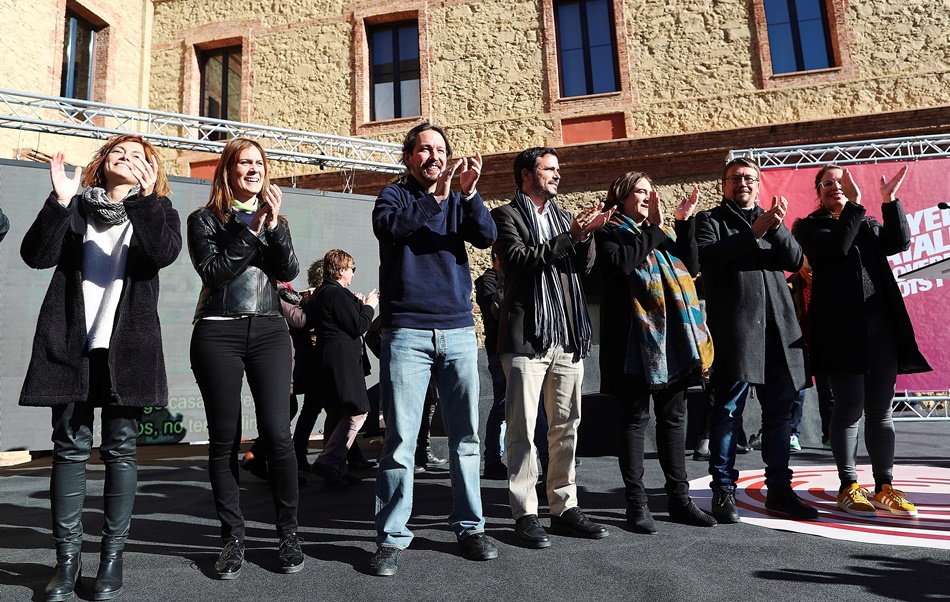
81,185,139,225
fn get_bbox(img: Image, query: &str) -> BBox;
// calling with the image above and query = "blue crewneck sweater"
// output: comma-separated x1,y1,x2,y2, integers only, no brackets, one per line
372,176,496,329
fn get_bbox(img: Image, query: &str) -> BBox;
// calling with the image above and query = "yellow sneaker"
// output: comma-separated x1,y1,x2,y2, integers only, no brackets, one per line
837,483,877,517
872,484,918,517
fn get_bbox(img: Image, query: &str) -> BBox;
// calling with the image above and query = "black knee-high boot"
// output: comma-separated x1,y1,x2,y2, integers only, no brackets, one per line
93,416,139,601
45,461,85,602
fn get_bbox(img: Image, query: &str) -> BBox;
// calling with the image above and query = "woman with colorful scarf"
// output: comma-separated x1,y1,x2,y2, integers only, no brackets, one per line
596,171,716,534
21,135,181,601
187,138,303,579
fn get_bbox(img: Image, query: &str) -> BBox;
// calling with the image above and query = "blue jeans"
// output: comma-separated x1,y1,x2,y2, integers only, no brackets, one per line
375,327,485,548
708,322,795,491
485,354,506,464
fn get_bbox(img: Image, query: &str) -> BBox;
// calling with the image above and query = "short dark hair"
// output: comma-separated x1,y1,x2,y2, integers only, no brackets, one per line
605,171,651,212
514,147,558,188
307,259,324,288
401,123,452,168
721,157,761,182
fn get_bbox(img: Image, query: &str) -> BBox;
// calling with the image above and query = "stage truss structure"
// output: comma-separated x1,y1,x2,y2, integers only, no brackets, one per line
730,133,950,170
0,88,404,193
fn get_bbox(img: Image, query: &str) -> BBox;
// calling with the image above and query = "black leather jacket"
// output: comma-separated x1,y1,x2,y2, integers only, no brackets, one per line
187,207,299,319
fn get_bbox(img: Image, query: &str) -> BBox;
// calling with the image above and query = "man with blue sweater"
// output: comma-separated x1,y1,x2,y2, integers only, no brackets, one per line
370,123,498,576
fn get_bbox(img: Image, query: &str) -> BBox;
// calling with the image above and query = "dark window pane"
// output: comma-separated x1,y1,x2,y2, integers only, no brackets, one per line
767,23,798,73
226,52,242,122
398,24,419,61
561,49,587,97
557,3,584,52
799,19,832,70
763,0,791,23
369,22,420,121
585,0,611,41
203,54,224,119
589,46,617,93
795,0,824,21
61,14,95,100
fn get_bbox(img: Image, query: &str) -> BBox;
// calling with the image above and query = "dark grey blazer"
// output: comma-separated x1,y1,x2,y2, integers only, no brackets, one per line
695,200,807,389
491,199,595,356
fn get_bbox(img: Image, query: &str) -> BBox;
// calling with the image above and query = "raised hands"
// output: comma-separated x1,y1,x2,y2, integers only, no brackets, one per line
433,159,462,204
458,152,482,197
750,196,788,239
570,202,613,243
674,188,700,221
364,288,380,309
647,190,663,228
841,168,861,205
127,154,159,197
250,184,282,233
880,165,908,203
50,152,82,205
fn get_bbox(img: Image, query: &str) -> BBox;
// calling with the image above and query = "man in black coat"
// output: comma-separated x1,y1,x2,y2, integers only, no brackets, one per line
491,147,610,548
695,157,817,523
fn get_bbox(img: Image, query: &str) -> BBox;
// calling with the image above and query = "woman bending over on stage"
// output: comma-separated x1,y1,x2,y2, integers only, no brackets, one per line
187,137,303,579
595,171,717,534
20,134,181,601
793,164,930,518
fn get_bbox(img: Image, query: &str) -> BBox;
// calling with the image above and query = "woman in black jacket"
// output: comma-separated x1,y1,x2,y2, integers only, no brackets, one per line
595,171,716,534
21,135,181,601
793,164,930,519
307,249,378,486
187,137,303,579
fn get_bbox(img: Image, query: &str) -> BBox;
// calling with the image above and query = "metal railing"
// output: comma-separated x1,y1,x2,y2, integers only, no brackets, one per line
893,392,950,422
730,133,950,170
0,89,405,191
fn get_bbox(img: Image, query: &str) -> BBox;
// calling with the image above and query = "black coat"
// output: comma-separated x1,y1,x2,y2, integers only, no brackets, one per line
19,193,182,407
307,279,375,415
792,200,931,375
695,200,807,389
595,219,699,394
491,200,595,356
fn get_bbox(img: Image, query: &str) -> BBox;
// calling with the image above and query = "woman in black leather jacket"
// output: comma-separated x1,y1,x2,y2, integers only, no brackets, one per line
187,138,304,579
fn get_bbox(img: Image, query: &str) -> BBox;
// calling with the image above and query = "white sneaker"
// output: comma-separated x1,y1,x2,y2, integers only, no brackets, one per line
790,434,801,452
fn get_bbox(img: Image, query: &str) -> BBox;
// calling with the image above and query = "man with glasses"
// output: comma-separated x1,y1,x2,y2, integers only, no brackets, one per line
695,157,818,523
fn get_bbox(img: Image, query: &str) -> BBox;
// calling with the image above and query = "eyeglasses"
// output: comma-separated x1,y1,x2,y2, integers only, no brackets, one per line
725,175,759,185
349,265,357,273
818,179,842,190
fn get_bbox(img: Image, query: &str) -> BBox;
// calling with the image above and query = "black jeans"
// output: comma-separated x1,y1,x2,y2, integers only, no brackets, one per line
616,377,690,507
191,316,298,542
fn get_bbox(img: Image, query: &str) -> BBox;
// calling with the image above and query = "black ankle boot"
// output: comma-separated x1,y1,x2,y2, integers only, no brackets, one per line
92,538,124,600
44,550,81,602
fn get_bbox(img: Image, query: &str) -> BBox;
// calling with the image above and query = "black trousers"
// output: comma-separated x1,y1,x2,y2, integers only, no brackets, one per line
616,376,691,507
191,316,298,542
50,349,141,549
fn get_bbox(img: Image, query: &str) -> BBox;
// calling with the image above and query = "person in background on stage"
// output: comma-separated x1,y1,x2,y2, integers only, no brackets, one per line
187,137,304,579
307,249,378,486
475,252,508,480
0,203,9,241
20,135,181,601
596,171,717,534
792,164,931,517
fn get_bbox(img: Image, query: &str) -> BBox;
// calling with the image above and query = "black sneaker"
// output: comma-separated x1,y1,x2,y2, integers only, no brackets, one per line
669,500,718,528
214,540,244,580
625,503,658,535
278,533,305,574
458,533,499,561
765,487,819,520
482,461,508,480
370,545,400,577
711,489,740,524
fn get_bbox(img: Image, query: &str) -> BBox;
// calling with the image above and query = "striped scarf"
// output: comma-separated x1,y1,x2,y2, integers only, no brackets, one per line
512,190,592,358
605,214,713,388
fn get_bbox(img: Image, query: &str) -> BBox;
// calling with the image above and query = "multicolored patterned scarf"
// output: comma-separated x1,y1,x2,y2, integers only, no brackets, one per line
512,190,592,358
605,214,713,388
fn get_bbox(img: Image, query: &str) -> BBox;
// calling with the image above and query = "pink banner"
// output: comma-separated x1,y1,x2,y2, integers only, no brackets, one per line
760,158,950,392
